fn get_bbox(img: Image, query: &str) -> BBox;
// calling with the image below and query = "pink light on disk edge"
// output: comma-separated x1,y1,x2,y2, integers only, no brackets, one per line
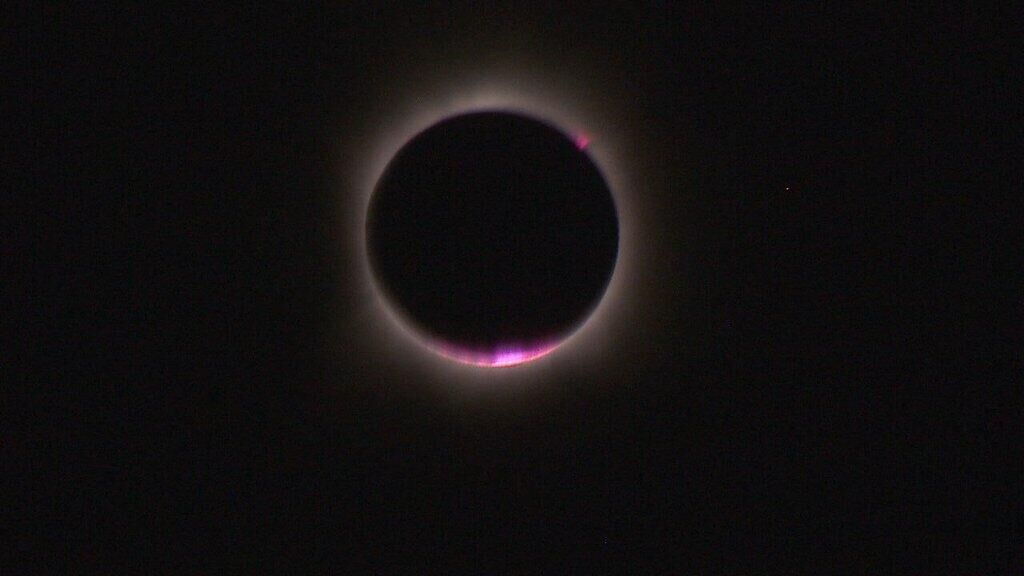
574,133,589,149
432,340,562,368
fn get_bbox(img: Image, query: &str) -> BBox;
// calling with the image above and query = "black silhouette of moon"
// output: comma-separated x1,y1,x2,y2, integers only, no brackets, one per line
366,111,618,366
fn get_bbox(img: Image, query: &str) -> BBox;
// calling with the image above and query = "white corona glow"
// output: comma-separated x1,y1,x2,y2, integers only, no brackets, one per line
338,68,652,388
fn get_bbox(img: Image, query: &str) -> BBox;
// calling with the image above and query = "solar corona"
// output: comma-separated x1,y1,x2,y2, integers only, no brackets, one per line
340,73,653,384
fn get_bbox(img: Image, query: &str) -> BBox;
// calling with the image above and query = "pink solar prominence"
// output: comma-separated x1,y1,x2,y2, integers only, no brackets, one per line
574,133,590,149
432,340,562,368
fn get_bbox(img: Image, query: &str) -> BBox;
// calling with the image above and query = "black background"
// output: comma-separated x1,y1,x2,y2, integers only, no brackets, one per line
29,2,1016,574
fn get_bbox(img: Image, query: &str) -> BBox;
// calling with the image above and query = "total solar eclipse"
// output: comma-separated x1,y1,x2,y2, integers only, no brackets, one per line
366,111,619,367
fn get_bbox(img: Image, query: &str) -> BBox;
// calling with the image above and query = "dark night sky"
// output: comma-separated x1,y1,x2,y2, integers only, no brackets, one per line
26,2,1019,574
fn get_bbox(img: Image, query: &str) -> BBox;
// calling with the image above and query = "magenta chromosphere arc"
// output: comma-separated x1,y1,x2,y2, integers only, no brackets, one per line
366,111,619,367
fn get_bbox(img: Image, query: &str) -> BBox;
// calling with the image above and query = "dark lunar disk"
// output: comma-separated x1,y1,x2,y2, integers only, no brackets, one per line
366,111,618,362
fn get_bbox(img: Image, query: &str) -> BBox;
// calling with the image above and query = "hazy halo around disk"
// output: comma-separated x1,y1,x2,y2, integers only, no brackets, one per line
335,66,660,394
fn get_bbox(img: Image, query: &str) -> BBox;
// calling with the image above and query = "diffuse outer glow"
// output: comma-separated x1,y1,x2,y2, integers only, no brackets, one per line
338,69,655,386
